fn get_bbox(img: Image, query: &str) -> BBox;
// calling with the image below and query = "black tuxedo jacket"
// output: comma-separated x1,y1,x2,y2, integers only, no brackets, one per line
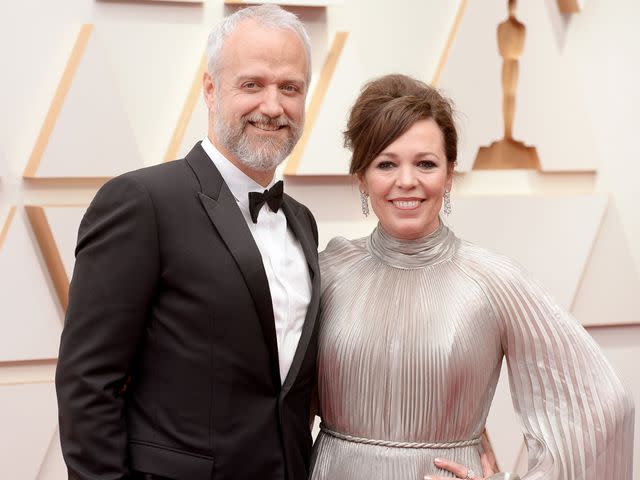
55,143,320,480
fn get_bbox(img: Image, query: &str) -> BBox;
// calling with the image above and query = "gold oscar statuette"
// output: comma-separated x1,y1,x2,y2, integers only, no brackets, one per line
473,0,541,170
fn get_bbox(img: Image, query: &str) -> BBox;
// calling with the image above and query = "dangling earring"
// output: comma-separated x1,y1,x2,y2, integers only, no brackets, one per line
360,191,370,217
443,190,452,216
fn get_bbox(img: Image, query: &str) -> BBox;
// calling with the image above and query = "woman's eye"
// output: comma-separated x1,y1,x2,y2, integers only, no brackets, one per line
418,160,436,169
376,161,395,170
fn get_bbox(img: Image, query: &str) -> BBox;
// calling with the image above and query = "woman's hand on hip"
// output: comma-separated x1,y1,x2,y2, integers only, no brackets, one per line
423,455,495,479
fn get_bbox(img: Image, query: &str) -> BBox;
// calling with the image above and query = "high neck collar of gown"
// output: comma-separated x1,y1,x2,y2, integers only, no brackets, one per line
367,220,458,269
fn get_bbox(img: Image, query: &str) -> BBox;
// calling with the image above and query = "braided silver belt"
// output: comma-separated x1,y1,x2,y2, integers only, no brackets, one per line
320,423,481,450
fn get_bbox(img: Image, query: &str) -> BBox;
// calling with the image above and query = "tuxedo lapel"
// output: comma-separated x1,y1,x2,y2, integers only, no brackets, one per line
186,143,281,388
282,198,319,281
280,198,320,397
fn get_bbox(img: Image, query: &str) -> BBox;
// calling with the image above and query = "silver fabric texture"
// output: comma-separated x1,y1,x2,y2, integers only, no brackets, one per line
310,222,634,480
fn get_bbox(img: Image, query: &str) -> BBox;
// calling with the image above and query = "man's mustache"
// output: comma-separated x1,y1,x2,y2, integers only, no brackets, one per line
242,114,297,130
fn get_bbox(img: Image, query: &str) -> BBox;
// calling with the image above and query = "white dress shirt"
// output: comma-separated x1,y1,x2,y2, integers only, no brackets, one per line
201,137,312,384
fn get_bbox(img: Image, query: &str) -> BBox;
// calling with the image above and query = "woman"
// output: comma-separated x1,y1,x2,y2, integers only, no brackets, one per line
310,74,634,479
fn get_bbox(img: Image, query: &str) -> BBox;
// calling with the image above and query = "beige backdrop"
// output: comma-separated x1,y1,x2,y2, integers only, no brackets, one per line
1,0,639,477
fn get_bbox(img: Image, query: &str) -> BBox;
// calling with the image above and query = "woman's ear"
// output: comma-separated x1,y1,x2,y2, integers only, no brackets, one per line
357,173,367,194
445,165,454,192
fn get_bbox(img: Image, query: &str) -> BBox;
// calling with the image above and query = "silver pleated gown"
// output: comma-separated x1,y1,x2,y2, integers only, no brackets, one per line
310,223,634,480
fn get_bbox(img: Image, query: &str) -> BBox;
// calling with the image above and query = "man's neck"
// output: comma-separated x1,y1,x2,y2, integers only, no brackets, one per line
207,135,274,187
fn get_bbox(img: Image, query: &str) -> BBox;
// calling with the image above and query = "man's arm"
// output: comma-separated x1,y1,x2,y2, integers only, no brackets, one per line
55,174,160,480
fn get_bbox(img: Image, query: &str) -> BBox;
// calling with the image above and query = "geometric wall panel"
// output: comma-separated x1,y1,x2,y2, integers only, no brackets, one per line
438,1,598,172
284,32,348,176
316,218,377,252
587,325,640,477
436,1,501,172
447,194,607,311
572,200,640,326
42,206,87,283
0,207,13,249
25,206,69,314
287,1,464,175
36,427,67,480
515,1,597,172
165,54,208,163
0,208,62,361
0,22,77,175
0,383,58,480
24,206,87,313
24,25,143,179
93,23,209,167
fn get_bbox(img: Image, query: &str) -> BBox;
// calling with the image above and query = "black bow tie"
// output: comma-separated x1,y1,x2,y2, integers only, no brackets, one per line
248,180,284,223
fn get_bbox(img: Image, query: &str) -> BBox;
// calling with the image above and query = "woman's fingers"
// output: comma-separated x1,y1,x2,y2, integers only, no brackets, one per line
426,457,480,479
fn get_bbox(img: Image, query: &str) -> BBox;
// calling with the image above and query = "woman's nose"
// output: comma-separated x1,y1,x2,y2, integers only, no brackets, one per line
395,166,418,188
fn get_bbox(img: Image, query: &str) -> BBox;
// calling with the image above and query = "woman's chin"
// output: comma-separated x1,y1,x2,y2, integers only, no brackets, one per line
382,219,438,240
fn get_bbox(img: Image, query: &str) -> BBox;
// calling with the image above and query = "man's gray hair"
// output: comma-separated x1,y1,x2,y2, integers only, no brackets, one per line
206,4,312,85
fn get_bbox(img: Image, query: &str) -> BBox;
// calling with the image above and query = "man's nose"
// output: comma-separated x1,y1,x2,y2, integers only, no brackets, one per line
259,86,285,118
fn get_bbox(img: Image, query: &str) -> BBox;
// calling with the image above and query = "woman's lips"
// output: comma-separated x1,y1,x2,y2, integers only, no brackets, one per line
390,199,424,210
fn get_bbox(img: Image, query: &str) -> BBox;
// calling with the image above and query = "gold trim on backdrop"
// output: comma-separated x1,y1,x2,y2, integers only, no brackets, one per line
0,207,17,251
0,359,57,386
284,31,349,176
0,359,57,367
24,25,94,178
432,0,467,86
25,206,70,313
164,53,208,162
23,177,111,188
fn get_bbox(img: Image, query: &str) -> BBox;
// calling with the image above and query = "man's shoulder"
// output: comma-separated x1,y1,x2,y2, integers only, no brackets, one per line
93,159,197,210
120,158,191,185
106,158,199,195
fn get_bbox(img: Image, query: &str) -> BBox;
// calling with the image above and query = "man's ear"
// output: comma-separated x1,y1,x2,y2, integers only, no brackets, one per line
203,71,215,110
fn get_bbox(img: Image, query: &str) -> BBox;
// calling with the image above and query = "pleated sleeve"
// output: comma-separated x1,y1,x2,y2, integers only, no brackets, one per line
475,252,634,479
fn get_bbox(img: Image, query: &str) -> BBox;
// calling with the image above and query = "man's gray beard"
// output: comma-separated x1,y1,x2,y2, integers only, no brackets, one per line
214,104,303,172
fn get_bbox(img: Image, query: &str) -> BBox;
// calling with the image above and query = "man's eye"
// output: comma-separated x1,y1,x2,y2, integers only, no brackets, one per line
243,82,258,89
282,84,298,93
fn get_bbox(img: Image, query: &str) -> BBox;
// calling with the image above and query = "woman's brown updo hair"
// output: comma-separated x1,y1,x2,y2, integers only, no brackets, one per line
344,74,458,176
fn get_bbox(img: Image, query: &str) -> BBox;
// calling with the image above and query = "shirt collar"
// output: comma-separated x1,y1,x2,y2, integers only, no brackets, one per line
201,136,276,209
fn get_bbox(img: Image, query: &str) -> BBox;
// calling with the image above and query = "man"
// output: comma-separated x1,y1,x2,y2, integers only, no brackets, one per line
55,5,320,480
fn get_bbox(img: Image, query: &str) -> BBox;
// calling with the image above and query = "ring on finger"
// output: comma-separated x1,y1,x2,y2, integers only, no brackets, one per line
464,468,477,479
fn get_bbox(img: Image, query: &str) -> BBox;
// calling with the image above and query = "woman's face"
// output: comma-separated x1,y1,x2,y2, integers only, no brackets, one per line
359,118,452,240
